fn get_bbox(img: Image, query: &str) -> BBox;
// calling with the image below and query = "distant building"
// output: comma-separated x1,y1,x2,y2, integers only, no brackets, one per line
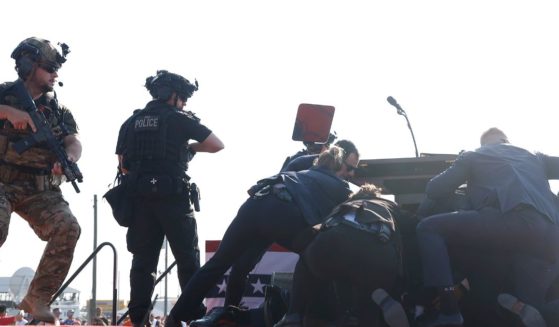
0,277,17,308
1,269,81,318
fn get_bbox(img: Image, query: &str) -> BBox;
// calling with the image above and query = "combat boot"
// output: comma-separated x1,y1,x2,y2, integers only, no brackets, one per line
18,296,55,323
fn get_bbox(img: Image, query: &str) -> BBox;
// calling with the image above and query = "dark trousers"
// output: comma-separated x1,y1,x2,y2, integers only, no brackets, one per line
292,224,400,326
127,194,199,324
514,256,559,325
171,195,309,321
225,246,267,306
416,206,559,310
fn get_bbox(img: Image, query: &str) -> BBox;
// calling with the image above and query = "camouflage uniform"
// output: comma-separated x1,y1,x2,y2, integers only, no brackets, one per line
0,81,81,309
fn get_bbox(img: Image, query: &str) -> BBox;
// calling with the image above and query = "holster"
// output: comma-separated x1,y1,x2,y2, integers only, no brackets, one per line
247,174,284,197
189,182,200,212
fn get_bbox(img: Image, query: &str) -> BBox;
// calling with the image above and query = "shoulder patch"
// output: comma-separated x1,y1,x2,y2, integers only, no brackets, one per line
178,110,201,122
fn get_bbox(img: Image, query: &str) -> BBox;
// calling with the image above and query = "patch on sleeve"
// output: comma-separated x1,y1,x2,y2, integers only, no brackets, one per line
179,110,201,122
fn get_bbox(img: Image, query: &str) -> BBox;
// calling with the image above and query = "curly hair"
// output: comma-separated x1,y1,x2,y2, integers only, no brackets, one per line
349,183,383,200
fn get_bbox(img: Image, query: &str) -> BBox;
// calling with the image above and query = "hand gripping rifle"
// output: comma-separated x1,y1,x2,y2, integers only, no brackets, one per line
10,80,83,193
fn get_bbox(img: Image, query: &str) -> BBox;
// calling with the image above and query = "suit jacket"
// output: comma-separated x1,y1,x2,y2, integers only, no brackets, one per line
425,143,559,223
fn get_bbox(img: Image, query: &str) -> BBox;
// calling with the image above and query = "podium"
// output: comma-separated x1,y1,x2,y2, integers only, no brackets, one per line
353,154,458,208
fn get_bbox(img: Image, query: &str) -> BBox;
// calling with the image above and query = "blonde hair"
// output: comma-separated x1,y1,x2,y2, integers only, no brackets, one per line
314,145,345,172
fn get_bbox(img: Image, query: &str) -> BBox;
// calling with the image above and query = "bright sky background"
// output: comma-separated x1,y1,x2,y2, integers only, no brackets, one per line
1,0,559,309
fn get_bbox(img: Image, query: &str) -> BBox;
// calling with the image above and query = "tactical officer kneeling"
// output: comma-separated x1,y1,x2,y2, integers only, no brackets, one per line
115,70,224,327
275,184,409,327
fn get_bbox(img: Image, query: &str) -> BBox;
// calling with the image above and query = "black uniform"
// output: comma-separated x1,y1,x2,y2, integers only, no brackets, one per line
279,149,309,172
170,167,352,322
290,197,402,325
225,153,320,306
116,99,211,324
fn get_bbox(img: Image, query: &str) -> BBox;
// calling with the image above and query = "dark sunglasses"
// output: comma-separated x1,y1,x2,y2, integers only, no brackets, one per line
39,63,59,74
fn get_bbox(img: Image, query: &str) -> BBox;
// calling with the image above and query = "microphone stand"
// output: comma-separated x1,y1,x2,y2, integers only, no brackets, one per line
396,108,419,158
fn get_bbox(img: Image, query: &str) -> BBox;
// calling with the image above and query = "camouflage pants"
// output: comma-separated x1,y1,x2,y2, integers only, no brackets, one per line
0,178,81,304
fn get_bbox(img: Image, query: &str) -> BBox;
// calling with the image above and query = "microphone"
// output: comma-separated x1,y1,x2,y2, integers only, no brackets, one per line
385,95,419,157
58,81,64,87
386,96,404,115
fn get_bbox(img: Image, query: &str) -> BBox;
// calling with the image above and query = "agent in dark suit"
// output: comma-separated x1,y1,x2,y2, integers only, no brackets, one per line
416,127,559,327
167,145,359,326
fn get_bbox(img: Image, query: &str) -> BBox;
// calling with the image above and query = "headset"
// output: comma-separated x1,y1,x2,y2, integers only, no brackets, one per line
11,42,41,79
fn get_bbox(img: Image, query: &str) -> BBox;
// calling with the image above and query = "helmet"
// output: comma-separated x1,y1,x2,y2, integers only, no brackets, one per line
11,37,69,78
145,70,198,102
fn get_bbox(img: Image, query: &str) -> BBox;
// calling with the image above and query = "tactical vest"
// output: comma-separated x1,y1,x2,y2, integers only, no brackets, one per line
0,82,67,171
323,198,399,243
327,198,397,232
124,102,189,176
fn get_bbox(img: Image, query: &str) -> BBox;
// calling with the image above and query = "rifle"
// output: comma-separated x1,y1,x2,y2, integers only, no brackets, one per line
10,80,83,193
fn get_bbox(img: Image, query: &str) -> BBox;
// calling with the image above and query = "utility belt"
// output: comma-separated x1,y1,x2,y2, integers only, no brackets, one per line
323,216,393,243
0,134,55,170
128,172,189,198
130,173,201,211
252,183,293,202
0,161,61,191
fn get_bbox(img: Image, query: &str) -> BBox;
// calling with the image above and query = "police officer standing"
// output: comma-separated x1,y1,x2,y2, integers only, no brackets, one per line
115,70,224,327
0,37,81,323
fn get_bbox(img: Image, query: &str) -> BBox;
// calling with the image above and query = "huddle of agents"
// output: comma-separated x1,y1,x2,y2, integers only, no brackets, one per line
2,36,559,327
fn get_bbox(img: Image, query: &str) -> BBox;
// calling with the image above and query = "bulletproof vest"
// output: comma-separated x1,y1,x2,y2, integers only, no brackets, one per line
332,198,397,232
0,82,63,169
124,103,188,176
355,199,396,231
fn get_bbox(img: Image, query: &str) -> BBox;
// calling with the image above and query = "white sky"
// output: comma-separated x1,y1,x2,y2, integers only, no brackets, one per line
1,0,559,308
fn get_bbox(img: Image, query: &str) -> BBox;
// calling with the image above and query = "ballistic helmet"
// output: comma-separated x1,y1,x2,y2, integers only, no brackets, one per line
145,70,198,102
11,37,69,79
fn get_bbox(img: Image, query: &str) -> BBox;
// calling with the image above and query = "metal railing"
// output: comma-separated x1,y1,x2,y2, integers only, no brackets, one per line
28,242,118,325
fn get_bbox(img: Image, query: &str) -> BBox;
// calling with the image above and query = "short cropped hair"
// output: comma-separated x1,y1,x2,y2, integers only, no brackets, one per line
480,127,509,146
